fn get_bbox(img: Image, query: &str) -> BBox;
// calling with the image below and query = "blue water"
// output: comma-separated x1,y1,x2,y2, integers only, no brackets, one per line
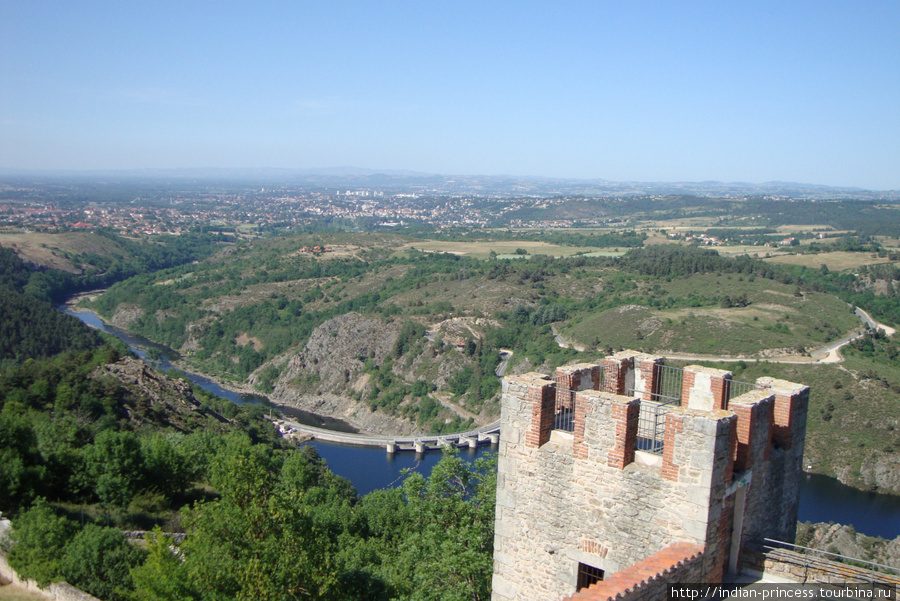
65,305,900,539
308,442,495,496
63,308,356,431
798,471,900,539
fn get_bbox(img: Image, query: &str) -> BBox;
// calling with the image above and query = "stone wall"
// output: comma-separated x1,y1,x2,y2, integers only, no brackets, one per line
491,351,810,601
491,373,736,600
742,548,900,598
561,543,705,601
0,553,100,601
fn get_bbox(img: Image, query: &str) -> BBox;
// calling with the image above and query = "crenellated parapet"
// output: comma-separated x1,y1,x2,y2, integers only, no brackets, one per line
491,351,810,601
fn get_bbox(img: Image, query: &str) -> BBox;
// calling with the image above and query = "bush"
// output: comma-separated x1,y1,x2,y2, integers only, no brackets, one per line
59,524,147,601
8,500,77,586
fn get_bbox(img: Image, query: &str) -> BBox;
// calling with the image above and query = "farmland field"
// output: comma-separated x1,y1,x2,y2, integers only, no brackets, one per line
764,251,895,271
395,239,608,259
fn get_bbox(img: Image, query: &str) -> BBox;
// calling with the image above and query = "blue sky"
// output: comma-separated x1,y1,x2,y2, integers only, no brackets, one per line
2,1,898,189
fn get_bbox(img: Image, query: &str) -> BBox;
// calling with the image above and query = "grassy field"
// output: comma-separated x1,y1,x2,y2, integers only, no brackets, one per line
395,239,609,259
715,245,789,258
561,273,860,355
0,231,125,273
764,251,895,271
774,224,835,233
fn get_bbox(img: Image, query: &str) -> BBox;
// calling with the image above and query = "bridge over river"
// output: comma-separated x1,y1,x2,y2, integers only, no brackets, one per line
273,415,501,454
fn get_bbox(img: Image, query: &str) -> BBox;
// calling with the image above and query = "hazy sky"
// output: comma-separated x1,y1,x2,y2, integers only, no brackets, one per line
2,1,898,189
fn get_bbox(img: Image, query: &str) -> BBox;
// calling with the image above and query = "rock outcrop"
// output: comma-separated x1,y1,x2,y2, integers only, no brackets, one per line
262,312,491,435
265,312,415,435
90,357,230,431
798,522,900,569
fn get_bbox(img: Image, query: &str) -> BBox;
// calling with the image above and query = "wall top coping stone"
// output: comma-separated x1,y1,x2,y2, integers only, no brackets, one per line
668,405,735,421
608,350,661,362
507,373,553,386
556,362,601,373
728,389,775,406
756,377,810,395
683,365,733,378
576,390,640,403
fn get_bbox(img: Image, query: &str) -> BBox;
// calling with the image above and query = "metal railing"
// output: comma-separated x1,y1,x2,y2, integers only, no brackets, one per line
655,364,684,401
553,390,575,432
762,538,900,579
550,363,763,453
635,396,678,454
728,378,759,401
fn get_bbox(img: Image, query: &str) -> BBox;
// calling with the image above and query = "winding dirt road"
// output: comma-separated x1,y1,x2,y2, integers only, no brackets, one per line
557,307,895,365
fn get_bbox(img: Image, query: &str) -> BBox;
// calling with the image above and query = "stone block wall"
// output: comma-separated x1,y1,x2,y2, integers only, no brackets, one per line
492,375,737,600
0,553,99,601
491,352,810,601
755,377,810,542
556,363,601,410
560,543,705,601
742,548,900,598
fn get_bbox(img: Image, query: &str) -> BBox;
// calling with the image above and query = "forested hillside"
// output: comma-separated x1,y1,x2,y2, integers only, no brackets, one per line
0,246,104,365
77,230,900,494
3,195,900,599
0,346,496,601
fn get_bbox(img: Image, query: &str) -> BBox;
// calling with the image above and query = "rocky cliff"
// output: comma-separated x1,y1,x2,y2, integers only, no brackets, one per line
90,357,230,432
798,522,900,569
258,312,487,435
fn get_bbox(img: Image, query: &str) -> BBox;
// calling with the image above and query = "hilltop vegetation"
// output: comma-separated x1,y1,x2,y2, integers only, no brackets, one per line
0,345,496,601
6,193,900,599
69,227,900,494
7,193,900,492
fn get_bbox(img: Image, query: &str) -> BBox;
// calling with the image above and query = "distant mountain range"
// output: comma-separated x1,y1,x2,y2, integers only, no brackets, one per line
1,167,897,200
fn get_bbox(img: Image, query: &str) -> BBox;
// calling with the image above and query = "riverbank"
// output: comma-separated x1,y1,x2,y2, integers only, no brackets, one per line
63,300,400,436
61,297,900,540
64,294,272,398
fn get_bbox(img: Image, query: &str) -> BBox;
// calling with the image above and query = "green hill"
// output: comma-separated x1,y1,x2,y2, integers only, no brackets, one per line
79,233,900,493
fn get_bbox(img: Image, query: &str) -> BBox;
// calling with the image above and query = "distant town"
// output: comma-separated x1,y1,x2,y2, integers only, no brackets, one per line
0,183,641,234
1,172,898,238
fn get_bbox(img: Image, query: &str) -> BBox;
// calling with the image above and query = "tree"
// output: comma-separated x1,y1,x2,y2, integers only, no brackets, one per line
141,433,192,501
386,452,497,601
136,434,343,600
84,430,146,508
7,499,77,586
0,410,46,510
59,524,147,601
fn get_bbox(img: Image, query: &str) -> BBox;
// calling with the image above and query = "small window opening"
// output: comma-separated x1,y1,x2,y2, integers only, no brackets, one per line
576,562,604,591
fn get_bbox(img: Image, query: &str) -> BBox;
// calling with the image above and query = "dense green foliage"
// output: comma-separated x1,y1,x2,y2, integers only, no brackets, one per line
8,432,496,601
0,231,225,367
0,345,276,512
9,500,149,600
0,285,103,365
0,231,225,304
1,340,497,601
0,246,105,365
130,440,496,601
81,232,900,431
419,228,646,248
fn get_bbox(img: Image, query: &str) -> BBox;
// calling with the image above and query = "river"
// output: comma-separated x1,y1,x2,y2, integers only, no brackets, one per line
64,306,900,539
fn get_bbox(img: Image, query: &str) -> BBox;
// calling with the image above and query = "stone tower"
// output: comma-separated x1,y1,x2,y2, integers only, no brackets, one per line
491,351,809,601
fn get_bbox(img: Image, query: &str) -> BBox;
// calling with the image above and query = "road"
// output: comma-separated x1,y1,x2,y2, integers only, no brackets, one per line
275,415,501,450
552,305,895,365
